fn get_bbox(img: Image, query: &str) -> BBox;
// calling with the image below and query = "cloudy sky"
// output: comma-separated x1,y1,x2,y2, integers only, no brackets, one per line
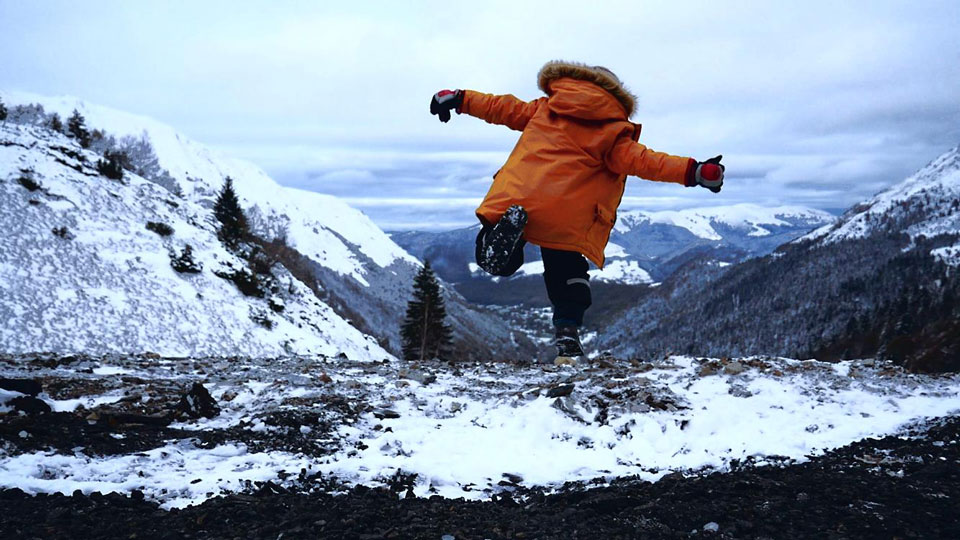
2,1,959,230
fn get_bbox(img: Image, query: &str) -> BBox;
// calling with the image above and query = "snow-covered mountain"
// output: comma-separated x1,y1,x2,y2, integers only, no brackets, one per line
602,144,960,371
802,144,960,263
392,203,834,296
0,91,534,360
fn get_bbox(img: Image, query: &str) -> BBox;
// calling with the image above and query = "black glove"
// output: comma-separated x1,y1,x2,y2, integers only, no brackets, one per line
430,89,463,123
694,155,725,193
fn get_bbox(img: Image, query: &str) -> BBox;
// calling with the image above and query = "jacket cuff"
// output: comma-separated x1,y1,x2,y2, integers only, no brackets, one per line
683,158,698,187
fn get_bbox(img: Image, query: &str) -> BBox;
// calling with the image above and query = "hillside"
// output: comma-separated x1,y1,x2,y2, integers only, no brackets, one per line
0,91,534,361
601,145,960,372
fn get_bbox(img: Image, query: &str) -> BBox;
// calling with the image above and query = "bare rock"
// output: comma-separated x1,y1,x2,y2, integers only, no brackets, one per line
0,378,42,396
174,383,220,419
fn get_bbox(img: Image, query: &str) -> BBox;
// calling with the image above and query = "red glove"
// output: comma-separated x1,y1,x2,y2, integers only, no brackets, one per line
430,89,463,123
692,155,725,193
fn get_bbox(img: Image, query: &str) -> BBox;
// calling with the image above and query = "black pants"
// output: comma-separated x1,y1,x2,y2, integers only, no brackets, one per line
476,226,592,327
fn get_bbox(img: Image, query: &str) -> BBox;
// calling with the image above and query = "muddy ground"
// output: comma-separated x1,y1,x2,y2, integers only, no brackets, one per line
2,415,958,539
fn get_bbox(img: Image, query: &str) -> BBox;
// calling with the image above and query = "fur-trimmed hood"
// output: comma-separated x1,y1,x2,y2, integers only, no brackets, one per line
538,60,636,118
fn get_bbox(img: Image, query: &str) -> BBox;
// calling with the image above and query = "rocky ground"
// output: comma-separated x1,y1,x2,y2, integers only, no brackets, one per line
2,416,958,539
1,353,959,539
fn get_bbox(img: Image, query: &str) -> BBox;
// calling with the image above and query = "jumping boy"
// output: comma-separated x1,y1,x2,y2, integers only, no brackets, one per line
430,60,724,364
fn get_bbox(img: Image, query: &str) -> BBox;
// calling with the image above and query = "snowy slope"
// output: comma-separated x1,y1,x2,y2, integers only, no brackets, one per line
802,145,960,249
0,123,387,359
0,90,417,286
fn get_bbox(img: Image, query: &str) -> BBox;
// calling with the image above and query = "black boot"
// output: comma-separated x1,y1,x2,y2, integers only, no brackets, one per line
478,205,527,276
553,325,584,366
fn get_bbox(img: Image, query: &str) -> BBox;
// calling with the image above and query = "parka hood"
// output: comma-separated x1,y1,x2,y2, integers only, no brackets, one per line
538,60,637,119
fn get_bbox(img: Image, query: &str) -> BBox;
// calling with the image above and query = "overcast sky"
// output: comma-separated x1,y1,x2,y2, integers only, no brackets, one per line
2,0,959,230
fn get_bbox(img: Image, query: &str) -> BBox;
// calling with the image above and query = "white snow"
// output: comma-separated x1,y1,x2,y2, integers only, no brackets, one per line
931,243,960,267
0,441,311,509
616,203,834,240
2,356,956,508
588,260,652,284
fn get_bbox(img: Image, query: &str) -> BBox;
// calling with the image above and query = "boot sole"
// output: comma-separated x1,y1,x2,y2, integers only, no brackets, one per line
482,206,527,274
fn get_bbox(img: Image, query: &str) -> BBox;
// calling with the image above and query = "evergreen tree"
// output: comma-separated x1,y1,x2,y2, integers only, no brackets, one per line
49,113,63,133
213,177,249,248
400,261,453,361
0,98,7,122
67,109,91,148
97,149,126,180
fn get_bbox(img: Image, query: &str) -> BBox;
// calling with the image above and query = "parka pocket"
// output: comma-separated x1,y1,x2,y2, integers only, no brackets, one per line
586,204,616,248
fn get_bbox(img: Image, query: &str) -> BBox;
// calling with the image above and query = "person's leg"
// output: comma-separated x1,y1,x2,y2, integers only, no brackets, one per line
541,247,591,327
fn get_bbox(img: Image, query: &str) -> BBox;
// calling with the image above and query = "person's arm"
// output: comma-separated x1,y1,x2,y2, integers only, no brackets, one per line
605,137,696,185
430,89,542,131
605,137,725,191
460,90,543,131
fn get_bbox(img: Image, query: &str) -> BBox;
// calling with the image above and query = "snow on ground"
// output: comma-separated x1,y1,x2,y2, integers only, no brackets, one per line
1,354,958,509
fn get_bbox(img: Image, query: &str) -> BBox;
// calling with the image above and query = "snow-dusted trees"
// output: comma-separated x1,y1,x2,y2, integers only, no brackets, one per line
67,109,91,148
400,261,452,361
48,113,63,133
214,177,250,249
0,98,7,122
97,149,125,180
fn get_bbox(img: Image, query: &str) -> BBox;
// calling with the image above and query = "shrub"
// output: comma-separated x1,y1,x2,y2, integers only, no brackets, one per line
0,98,6,122
52,226,72,239
170,245,202,274
250,309,275,329
17,169,41,192
214,268,265,298
97,150,126,180
146,221,174,236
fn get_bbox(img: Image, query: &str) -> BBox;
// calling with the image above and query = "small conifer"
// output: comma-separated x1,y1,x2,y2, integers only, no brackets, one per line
213,177,249,248
400,261,453,361
67,109,91,148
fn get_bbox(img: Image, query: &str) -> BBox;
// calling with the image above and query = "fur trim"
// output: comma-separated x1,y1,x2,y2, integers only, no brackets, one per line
537,60,637,117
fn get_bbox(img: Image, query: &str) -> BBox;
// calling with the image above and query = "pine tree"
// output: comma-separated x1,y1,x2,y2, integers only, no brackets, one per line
97,149,126,180
400,261,453,361
67,109,91,148
49,113,63,133
213,177,249,248
0,98,7,122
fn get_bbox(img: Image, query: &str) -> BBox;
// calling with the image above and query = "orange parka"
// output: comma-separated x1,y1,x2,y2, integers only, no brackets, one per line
464,61,695,267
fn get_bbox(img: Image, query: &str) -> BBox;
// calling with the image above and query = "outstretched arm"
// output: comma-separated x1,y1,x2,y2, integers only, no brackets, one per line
460,91,543,131
429,88,543,131
605,137,696,185
605,137,725,191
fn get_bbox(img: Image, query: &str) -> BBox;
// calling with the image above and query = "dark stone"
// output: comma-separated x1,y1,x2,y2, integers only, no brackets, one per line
174,383,220,419
373,408,400,420
9,396,51,414
0,378,42,396
546,383,575,398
